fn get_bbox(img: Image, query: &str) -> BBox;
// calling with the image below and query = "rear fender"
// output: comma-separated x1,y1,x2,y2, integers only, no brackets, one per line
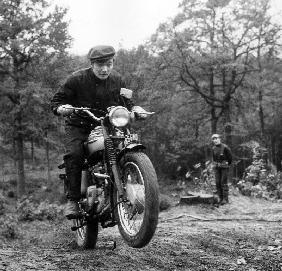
117,143,146,160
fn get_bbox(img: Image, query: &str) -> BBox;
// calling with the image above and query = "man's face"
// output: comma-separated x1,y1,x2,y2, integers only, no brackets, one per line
92,58,114,80
212,136,221,145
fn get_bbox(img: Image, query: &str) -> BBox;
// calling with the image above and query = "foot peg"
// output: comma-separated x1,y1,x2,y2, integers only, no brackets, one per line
101,220,117,228
71,221,86,231
66,214,82,220
59,174,66,180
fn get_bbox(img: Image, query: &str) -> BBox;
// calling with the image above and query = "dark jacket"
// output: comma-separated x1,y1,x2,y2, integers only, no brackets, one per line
212,143,232,167
51,67,134,127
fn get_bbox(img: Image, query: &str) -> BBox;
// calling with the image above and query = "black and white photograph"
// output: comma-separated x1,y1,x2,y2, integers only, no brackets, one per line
0,0,282,270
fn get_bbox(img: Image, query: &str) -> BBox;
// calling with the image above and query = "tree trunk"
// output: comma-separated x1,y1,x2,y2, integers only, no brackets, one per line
257,27,265,141
15,108,25,196
45,131,51,183
223,103,232,147
210,73,217,134
0,155,4,182
258,89,265,140
16,133,25,197
209,11,217,135
269,136,275,166
194,119,199,139
12,61,26,197
13,139,17,168
31,138,35,165
277,139,282,171
211,107,217,134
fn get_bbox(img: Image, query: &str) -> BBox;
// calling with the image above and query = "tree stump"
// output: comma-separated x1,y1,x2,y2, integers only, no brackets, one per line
179,193,215,205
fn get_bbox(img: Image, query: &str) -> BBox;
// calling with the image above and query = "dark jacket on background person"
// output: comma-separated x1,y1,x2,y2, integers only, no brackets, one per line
212,143,232,203
50,67,134,128
212,143,232,168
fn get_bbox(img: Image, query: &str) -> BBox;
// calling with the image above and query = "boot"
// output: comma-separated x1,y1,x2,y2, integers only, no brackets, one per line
220,196,229,205
64,199,80,219
217,192,223,205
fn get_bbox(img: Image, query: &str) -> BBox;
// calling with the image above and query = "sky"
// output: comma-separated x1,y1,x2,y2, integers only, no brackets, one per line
54,0,282,56
54,0,182,55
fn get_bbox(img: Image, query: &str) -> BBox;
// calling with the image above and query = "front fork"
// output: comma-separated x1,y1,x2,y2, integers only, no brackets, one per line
102,125,125,201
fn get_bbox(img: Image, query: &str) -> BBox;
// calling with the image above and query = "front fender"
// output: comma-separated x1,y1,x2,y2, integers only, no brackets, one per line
117,143,146,160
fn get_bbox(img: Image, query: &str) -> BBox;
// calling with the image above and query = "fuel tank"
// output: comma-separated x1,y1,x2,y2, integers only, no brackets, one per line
87,126,105,155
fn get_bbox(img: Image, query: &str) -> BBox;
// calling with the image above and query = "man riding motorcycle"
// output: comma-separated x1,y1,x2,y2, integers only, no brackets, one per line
51,45,146,219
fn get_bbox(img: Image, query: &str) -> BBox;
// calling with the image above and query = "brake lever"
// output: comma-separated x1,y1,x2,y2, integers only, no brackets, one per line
132,111,155,116
144,111,155,115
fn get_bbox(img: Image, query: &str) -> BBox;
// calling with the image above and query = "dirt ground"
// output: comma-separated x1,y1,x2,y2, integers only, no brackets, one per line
0,193,282,271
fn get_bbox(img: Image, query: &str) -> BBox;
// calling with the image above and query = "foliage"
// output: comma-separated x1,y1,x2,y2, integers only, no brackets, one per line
159,194,173,211
16,196,63,221
237,172,282,200
112,0,282,177
236,141,282,200
0,0,282,188
0,191,6,215
0,215,18,239
0,0,72,195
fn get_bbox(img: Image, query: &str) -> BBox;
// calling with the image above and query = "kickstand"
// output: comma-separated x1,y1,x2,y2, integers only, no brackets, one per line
112,240,116,250
102,240,116,250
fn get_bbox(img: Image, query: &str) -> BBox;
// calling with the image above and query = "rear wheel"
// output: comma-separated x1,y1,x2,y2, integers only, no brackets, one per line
115,152,159,248
73,216,99,249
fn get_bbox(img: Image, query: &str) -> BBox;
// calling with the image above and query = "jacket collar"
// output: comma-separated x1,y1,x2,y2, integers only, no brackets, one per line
88,67,111,84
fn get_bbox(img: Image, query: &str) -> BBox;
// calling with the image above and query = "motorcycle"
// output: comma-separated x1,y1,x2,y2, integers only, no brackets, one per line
58,105,159,249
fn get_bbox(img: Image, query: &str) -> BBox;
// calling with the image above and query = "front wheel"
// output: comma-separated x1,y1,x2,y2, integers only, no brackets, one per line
115,152,159,248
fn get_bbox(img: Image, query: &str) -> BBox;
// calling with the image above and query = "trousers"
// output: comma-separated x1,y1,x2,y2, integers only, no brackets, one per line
64,126,90,200
214,168,229,201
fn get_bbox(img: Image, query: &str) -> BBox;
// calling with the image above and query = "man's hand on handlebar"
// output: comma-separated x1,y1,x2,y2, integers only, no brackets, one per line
131,106,154,120
56,104,74,116
57,105,92,116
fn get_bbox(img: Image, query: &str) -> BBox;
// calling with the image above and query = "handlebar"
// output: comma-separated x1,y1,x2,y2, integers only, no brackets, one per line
65,106,104,122
64,106,155,122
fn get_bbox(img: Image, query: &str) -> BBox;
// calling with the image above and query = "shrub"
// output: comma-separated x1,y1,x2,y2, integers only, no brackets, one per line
8,178,17,187
0,215,18,239
0,191,6,215
236,141,282,200
7,190,15,198
238,170,282,200
159,194,173,211
17,196,36,221
34,201,64,220
16,196,63,221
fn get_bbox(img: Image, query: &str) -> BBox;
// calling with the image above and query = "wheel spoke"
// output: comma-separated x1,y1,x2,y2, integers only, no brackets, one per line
117,161,145,236
75,218,86,240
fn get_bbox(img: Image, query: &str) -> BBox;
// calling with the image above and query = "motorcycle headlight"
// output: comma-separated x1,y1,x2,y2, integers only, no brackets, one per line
109,106,130,127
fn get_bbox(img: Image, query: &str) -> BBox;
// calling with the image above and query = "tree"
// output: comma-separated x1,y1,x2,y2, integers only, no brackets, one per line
115,46,209,174
0,0,71,196
147,0,281,147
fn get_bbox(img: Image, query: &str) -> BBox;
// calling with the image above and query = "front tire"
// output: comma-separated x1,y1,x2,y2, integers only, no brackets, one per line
115,152,159,248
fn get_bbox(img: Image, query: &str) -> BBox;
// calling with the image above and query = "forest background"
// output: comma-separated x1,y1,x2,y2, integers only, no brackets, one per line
0,0,282,199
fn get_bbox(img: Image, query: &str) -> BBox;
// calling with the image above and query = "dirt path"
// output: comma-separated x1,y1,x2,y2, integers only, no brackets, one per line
1,195,282,271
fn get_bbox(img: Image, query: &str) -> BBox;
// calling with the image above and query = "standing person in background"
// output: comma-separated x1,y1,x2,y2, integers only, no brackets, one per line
211,134,232,205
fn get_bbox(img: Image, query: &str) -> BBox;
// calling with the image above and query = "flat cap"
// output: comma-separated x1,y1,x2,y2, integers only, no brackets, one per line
211,134,221,139
88,45,115,61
